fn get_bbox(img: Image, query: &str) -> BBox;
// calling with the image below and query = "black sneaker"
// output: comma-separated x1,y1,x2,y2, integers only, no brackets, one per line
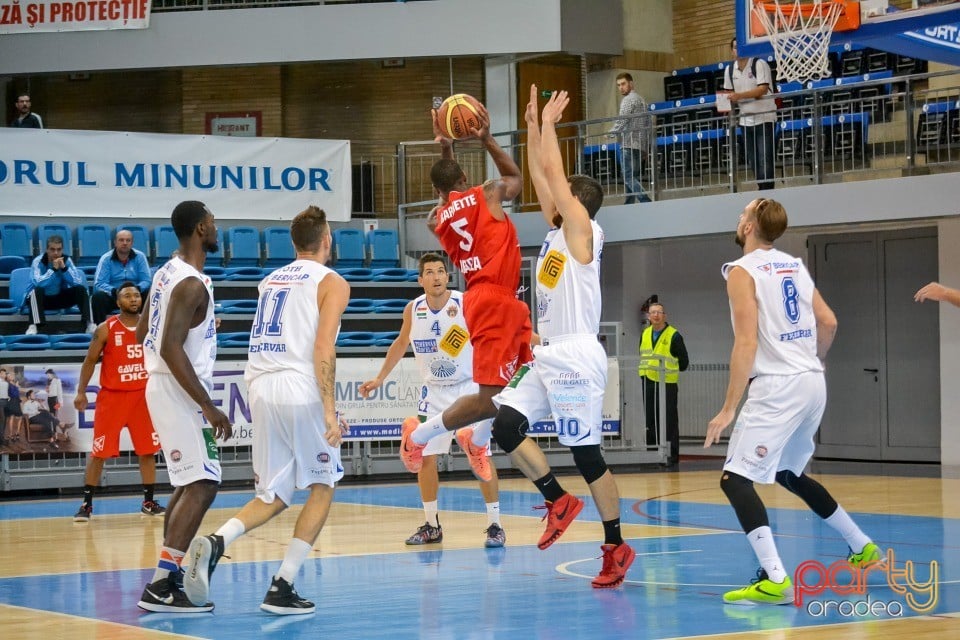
138,574,214,613
260,576,315,615
183,534,225,606
405,521,442,545
73,504,92,522
141,500,166,516
484,523,506,548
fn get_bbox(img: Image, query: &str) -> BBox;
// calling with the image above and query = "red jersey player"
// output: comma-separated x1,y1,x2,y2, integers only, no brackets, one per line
399,102,529,483
72,281,165,521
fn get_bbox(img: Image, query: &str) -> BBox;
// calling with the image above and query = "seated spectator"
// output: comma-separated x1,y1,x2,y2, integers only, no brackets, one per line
28,394,60,449
91,229,151,324
26,235,94,335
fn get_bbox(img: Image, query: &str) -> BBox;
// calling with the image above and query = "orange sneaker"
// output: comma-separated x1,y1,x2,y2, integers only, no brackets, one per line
592,542,636,589
400,416,425,473
535,492,584,550
455,427,491,482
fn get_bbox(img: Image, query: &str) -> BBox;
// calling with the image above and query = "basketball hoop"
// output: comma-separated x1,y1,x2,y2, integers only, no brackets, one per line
752,0,851,83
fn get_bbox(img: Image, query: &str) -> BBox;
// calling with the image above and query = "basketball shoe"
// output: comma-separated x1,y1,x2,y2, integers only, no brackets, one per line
138,573,214,613
399,416,425,473
73,503,92,522
723,569,794,605
455,427,491,482
405,521,443,545
848,542,882,567
592,542,636,589
261,576,315,615
183,534,226,606
484,523,506,548
535,492,584,550
141,500,166,516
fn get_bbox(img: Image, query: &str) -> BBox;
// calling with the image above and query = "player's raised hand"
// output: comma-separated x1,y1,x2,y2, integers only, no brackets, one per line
467,105,491,140
202,404,233,441
358,378,381,399
541,90,569,126
525,84,540,129
431,109,453,145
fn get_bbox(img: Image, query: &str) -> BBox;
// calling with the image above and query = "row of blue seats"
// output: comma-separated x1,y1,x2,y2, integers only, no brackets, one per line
0,333,92,351
0,223,400,269
217,331,401,349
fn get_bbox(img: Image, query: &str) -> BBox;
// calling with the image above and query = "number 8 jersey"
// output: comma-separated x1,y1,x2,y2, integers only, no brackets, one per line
410,291,473,386
722,247,823,376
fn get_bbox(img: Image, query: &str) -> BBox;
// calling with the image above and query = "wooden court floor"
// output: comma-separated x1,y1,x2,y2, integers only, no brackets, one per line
1,467,958,639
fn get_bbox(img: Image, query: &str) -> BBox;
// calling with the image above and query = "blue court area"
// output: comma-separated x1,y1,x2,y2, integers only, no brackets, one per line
0,484,956,639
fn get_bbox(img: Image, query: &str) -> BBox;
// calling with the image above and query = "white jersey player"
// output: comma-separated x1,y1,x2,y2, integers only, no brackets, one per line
185,206,350,615
136,200,232,614
705,197,878,606
488,87,636,589
359,253,504,548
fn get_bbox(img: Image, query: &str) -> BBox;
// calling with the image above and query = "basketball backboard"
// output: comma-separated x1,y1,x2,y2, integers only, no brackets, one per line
735,0,960,59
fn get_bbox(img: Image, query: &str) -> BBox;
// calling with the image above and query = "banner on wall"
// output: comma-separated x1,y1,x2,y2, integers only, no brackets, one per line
0,129,353,221
0,357,621,455
0,0,151,35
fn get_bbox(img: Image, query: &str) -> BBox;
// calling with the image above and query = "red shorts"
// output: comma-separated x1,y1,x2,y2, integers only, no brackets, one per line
92,387,160,458
464,284,533,387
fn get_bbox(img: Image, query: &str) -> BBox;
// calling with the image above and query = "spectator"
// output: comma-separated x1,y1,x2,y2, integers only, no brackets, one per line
26,235,95,335
609,72,650,204
28,394,60,449
0,370,8,445
723,38,776,190
10,94,43,129
6,381,23,441
91,229,152,324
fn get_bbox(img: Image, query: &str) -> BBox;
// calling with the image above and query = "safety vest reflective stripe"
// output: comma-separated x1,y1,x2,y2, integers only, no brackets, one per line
638,325,679,383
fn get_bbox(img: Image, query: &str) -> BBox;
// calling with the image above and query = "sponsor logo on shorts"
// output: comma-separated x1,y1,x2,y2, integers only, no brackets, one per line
318,452,330,463
440,325,468,357
553,371,589,386
756,445,768,458
170,449,182,462
537,250,567,289
93,435,105,453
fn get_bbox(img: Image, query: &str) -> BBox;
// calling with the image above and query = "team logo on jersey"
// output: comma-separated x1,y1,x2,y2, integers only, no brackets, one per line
537,250,567,289
114,333,123,346
170,449,182,462
755,445,768,458
446,303,459,318
536,293,551,319
92,435,105,453
440,325,468,357
415,300,429,320
413,339,438,353
430,359,458,379
757,263,772,274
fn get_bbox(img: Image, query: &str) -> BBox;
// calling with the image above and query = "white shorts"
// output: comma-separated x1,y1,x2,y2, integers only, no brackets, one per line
419,379,493,457
249,371,344,505
494,336,607,448
145,373,222,487
723,371,826,484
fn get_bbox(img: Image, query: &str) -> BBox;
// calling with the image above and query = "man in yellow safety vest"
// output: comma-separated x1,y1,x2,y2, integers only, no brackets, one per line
638,300,689,466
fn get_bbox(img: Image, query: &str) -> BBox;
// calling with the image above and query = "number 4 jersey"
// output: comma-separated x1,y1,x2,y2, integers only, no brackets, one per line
410,291,473,386
245,260,339,383
722,248,823,376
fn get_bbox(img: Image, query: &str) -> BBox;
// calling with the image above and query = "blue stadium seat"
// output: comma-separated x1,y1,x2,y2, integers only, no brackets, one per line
4,334,52,351
335,267,374,282
203,266,228,281
0,223,33,260
0,256,28,281
0,299,20,315
373,331,400,346
333,229,365,267
50,333,93,350
37,223,73,255
8,267,33,312
218,332,251,349
219,299,259,314
263,226,295,268
336,331,376,347
345,298,376,313
227,226,261,267
0,336,5,350
76,224,112,267
374,298,410,314
367,229,400,268
405,269,420,281
154,225,178,262
371,268,411,282
224,267,266,281
116,224,150,259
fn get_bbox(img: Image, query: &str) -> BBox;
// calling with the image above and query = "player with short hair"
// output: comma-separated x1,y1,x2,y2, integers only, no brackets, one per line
705,197,879,605
73,281,165,522
136,200,232,613
184,206,350,615
359,252,505,548
399,101,529,484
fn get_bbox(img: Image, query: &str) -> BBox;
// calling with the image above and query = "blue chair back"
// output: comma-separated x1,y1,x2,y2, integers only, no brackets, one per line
219,299,259,314
374,298,411,314
50,333,93,350
373,331,400,346
116,224,150,259
367,229,400,268
345,298,377,313
227,227,261,267
333,229,365,267
263,226,295,267
203,266,228,281
218,331,251,348
154,226,179,262
0,299,20,315
0,256,29,280
335,267,375,282
37,224,73,255
371,268,410,282
8,267,33,311
76,224,112,267
336,331,376,347
0,223,33,260
224,267,266,281
5,334,52,351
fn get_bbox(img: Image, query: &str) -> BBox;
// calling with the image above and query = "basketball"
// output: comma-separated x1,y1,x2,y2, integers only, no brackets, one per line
436,94,484,140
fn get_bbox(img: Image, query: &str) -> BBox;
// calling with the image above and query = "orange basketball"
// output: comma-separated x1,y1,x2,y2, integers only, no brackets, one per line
436,93,484,140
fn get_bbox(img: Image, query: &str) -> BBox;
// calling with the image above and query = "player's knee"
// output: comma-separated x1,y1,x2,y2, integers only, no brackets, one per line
571,444,607,484
775,469,800,494
720,470,752,500
490,405,528,454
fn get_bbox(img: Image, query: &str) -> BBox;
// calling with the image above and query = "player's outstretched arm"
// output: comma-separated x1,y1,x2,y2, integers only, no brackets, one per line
915,281,960,307
431,109,455,161
359,301,414,398
315,273,351,446
705,267,758,447
73,322,109,412
524,84,558,228
540,90,593,265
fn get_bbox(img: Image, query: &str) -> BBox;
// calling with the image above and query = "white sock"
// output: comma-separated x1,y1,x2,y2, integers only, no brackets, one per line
485,501,501,527
746,526,788,583
276,537,313,585
412,414,447,445
824,505,872,553
215,518,247,548
471,419,493,447
423,500,439,527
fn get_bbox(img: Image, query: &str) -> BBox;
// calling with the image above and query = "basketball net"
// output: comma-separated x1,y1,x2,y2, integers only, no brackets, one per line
752,0,846,83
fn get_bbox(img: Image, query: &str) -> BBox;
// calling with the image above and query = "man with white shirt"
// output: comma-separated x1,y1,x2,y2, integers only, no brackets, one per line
723,39,776,190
